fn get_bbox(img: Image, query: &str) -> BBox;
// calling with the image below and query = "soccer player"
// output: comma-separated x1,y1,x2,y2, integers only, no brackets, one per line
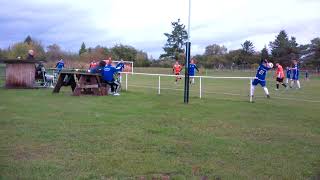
101,60,121,96
173,60,182,83
285,66,291,85
305,70,310,81
189,59,199,84
55,59,64,73
274,63,287,90
290,59,301,89
116,59,125,82
250,59,272,100
89,60,98,69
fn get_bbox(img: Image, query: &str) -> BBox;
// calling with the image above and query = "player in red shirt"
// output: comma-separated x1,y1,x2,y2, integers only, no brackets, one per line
89,60,98,69
173,60,182,83
274,63,287,90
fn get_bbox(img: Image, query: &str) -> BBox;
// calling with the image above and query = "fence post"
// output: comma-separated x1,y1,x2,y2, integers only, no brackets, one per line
158,75,161,95
125,73,128,91
249,78,253,102
199,77,202,99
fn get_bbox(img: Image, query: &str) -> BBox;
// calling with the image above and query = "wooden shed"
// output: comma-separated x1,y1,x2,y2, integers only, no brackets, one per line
3,59,38,88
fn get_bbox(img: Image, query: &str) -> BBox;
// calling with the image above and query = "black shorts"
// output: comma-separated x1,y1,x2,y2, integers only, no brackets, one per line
276,77,284,83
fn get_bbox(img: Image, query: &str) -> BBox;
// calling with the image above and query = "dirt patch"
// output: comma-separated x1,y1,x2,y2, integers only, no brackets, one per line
12,143,56,161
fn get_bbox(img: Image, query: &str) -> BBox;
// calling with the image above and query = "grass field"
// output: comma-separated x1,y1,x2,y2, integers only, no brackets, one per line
1,67,320,179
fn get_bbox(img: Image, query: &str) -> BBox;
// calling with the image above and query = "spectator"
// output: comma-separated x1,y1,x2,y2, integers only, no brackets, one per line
27,50,34,60
90,60,106,74
101,60,121,96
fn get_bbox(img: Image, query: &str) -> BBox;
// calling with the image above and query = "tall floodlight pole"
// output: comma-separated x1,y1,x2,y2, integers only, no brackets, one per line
184,0,191,104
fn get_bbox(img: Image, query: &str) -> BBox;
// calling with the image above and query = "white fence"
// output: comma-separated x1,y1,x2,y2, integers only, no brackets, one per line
121,72,255,102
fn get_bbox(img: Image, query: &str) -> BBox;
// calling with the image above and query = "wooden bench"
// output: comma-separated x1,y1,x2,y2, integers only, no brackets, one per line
53,71,109,96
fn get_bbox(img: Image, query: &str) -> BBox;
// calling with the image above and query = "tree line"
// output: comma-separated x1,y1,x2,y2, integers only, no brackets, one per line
0,20,319,69
0,36,150,67
159,19,320,70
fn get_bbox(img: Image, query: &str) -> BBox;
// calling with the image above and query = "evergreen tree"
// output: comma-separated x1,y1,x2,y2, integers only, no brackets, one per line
261,46,269,60
269,30,299,64
160,19,188,60
79,42,87,55
24,35,32,45
241,40,255,55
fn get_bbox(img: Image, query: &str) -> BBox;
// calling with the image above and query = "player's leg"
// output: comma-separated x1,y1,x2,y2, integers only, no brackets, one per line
261,81,270,98
119,74,122,83
275,78,280,90
290,78,295,88
250,79,259,97
175,73,179,83
113,81,121,95
296,80,301,89
106,81,115,94
279,78,287,88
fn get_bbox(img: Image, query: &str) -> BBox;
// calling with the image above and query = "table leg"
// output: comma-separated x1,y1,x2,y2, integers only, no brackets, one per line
52,74,65,93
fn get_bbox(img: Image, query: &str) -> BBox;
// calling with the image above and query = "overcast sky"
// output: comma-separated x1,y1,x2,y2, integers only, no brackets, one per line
0,0,319,58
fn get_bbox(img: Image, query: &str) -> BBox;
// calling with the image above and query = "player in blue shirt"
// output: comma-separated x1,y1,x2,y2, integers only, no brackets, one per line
101,60,121,96
290,59,301,89
189,59,199,84
55,59,64,73
285,66,291,85
250,59,272,100
115,59,125,82
90,60,106,74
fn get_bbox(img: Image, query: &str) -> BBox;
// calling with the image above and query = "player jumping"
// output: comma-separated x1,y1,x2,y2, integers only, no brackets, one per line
173,60,182,83
290,59,301,89
250,59,272,100
274,63,287,90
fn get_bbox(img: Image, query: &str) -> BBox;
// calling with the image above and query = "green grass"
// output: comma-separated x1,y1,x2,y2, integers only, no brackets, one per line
0,68,320,179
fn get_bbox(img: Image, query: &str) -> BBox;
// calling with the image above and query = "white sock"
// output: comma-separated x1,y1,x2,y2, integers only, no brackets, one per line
250,86,256,96
297,80,301,88
192,78,195,84
291,80,294,88
286,78,289,84
263,87,269,95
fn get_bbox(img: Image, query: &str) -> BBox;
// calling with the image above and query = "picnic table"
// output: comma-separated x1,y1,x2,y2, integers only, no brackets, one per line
52,71,108,96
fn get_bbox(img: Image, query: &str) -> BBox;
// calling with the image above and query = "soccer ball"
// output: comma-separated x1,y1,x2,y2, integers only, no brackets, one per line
268,62,274,68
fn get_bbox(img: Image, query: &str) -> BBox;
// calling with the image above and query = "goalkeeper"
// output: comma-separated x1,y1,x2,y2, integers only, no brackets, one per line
250,59,272,100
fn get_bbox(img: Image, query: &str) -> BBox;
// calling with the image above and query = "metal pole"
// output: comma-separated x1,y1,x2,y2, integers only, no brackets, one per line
184,0,192,104
158,76,161,95
250,79,253,102
187,0,191,41
184,42,191,103
125,73,128,91
199,77,202,99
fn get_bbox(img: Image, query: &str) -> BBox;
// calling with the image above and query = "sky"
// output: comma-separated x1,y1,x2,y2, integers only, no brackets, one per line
0,0,320,58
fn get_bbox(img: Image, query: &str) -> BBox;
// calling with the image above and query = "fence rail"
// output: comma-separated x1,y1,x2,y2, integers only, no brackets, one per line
120,72,255,102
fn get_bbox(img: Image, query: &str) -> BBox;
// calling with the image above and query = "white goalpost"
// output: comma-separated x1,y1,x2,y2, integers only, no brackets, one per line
120,72,255,102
